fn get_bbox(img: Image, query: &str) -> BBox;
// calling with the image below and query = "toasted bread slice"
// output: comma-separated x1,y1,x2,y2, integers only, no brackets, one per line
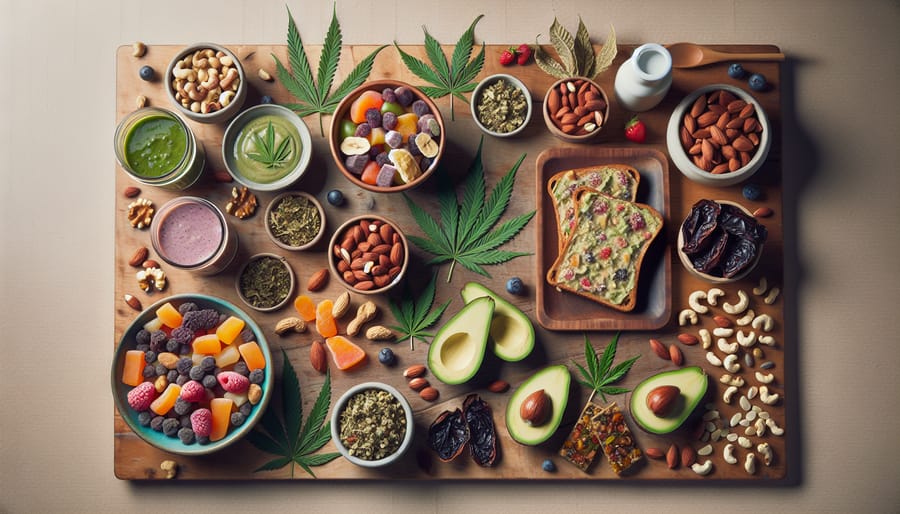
547,164,641,252
547,188,663,312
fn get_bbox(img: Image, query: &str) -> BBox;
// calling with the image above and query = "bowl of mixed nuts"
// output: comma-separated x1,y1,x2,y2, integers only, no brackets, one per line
165,43,247,124
470,74,532,137
666,84,770,187
327,214,408,295
542,76,609,143
331,382,415,468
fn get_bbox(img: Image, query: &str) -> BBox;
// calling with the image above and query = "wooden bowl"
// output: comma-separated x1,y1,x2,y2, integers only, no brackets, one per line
327,214,409,295
542,76,609,143
677,200,765,283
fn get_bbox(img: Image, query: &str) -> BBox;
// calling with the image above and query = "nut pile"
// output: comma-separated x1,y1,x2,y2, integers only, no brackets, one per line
170,48,241,114
678,89,764,174
545,79,607,135
332,218,404,291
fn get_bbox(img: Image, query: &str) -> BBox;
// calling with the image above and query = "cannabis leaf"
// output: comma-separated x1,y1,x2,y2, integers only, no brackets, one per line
248,121,293,168
389,272,450,350
274,5,387,135
534,17,617,80
573,333,640,403
394,15,485,121
247,350,340,478
403,137,534,282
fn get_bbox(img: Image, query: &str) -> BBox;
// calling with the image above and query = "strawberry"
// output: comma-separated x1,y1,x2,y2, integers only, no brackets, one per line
499,47,516,66
126,382,158,412
624,115,647,143
516,44,532,65
190,408,213,437
179,380,206,403
217,371,250,393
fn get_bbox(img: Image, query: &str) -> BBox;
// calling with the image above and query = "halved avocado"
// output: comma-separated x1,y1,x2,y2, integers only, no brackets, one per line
460,282,535,362
630,366,708,434
505,364,571,446
427,297,495,385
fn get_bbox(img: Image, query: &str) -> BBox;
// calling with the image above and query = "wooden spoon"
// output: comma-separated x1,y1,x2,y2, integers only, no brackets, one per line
667,42,785,68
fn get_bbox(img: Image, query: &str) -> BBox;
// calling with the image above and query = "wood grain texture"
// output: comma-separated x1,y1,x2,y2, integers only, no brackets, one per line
114,44,785,481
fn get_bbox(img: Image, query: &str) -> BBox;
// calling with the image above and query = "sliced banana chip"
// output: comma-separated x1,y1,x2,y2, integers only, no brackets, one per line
414,133,439,158
340,136,371,156
388,149,422,184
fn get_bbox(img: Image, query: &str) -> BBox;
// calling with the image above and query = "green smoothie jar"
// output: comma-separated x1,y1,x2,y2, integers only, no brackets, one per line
114,107,205,190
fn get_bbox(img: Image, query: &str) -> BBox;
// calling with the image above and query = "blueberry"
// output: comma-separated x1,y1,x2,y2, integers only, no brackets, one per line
542,459,557,472
506,277,524,295
326,189,345,206
748,73,767,91
742,183,763,201
259,95,274,104
378,347,396,366
727,63,745,79
139,65,155,81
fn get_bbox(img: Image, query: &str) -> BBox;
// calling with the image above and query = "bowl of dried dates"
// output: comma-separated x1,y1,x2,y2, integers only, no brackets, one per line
666,84,770,187
677,199,767,283
327,214,408,295
542,76,609,143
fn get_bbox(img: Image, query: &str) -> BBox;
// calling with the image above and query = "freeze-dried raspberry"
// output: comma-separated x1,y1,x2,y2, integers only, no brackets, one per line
127,382,157,411
217,371,250,394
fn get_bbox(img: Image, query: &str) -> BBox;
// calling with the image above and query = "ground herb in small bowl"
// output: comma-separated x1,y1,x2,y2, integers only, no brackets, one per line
339,388,407,461
237,254,294,311
472,75,531,136
267,193,323,249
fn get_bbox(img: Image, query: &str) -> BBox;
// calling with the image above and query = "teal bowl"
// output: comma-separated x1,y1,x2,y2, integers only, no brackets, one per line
111,294,273,456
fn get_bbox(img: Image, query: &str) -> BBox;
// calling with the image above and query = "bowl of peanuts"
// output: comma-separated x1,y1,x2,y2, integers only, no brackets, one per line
666,84,770,187
327,214,409,295
165,43,247,124
542,76,609,143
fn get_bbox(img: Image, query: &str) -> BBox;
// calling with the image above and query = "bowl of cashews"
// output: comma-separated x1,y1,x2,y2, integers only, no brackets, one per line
165,43,247,124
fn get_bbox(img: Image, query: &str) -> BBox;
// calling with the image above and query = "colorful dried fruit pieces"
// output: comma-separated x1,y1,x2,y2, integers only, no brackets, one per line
315,300,338,338
350,91,384,124
122,350,146,386
209,397,234,442
150,383,182,415
294,295,317,322
216,315,245,345
325,335,367,370
156,302,183,328
360,160,381,186
238,341,267,371
193,333,222,355
214,344,241,368
394,113,419,142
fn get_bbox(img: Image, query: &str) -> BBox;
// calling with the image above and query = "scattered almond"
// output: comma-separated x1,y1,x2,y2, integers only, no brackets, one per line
666,444,679,469
487,380,510,393
309,341,327,373
307,269,329,292
669,344,684,366
129,247,149,267
403,364,426,379
142,259,160,269
212,170,234,183
713,315,733,328
419,386,439,402
753,207,774,218
649,339,670,360
408,377,429,391
124,294,142,311
123,186,141,198
645,447,665,460
681,446,696,468
677,333,699,346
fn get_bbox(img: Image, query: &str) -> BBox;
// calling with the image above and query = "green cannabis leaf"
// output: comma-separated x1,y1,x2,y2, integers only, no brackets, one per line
403,137,535,282
573,333,640,403
388,272,450,350
274,5,386,135
246,350,340,478
534,17,617,80
248,121,293,168
394,15,485,121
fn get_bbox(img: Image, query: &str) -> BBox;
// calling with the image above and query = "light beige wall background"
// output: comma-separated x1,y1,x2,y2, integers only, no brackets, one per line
1,0,898,512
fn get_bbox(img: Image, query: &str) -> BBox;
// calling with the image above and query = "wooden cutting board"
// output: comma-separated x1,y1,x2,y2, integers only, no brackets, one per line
113,43,787,480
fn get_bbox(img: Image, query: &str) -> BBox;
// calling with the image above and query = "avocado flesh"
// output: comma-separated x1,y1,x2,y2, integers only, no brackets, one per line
427,296,495,385
630,366,708,434
505,364,571,446
460,282,535,362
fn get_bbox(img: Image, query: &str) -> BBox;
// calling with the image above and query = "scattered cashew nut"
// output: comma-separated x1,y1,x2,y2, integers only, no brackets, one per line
759,385,780,405
688,290,710,314
160,460,178,479
752,313,775,332
723,444,738,464
752,277,769,296
723,353,741,373
717,338,739,355
755,371,775,384
736,308,756,326
744,453,757,475
737,330,757,347
764,287,781,305
713,327,734,338
691,460,714,476
747,385,759,399
755,417,768,437
132,41,147,58
723,385,738,404
766,418,785,436
706,287,725,306
679,308,699,326
699,328,712,349
723,290,750,315
720,373,745,387
758,334,776,346
697,444,713,456
758,443,773,466
706,351,723,367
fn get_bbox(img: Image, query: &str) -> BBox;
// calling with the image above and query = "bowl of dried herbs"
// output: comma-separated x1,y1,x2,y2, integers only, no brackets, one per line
470,74,532,137
235,253,296,312
264,191,326,251
331,382,414,468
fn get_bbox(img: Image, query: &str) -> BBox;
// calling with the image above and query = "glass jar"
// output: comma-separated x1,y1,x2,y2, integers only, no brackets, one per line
614,43,673,112
150,197,238,275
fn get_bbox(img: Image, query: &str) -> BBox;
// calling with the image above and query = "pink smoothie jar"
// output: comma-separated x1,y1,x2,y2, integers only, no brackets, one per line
151,197,238,275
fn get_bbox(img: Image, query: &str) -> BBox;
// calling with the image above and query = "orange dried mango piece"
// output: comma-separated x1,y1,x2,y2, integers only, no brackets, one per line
367,127,386,146
395,113,419,142
156,302,183,328
216,316,245,345
315,300,337,338
209,397,234,441
325,335,367,370
122,350,146,387
238,341,266,371
150,383,181,415
360,160,381,185
349,90,384,124
193,333,222,355
294,295,317,322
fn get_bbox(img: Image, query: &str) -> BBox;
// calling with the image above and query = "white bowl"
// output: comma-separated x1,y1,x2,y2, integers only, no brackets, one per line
470,74,532,137
331,382,414,468
165,43,247,124
666,84,770,187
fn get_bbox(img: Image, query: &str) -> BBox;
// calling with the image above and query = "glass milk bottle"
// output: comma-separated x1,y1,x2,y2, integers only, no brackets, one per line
614,43,673,112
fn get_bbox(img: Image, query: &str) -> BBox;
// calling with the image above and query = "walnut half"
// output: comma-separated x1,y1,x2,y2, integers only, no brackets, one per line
225,186,257,219
127,198,155,229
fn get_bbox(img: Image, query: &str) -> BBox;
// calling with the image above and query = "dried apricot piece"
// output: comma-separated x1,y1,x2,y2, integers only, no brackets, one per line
349,91,384,124
209,397,234,441
156,302,183,328
216,316,245,345
294,295,317,322
315,300,338,338
122,350,146,386
238,341,266,371
325,335,367,370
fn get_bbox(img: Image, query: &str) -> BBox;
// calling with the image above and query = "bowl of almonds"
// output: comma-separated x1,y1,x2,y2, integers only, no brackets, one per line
542,76,609,143
666,84,770,187
165,43,246,124
327,214,409,295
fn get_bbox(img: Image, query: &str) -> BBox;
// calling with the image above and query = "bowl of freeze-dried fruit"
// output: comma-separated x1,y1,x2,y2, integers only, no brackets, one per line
111,294,273,456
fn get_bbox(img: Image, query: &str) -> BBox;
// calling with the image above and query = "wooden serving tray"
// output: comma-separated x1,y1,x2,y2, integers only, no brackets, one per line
114,43,786,481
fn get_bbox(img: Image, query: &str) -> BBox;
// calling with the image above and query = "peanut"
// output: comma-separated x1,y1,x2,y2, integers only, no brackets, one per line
346,301,377,336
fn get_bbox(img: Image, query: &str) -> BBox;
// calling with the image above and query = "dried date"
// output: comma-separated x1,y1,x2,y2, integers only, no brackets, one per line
428,409,469,462
463,394,498,467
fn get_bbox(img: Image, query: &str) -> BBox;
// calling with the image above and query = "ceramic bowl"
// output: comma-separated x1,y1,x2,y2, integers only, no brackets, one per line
542,76,609,143
666,84,771,187
328,80,444,193
234,253,296,312
327,214,408,296
330,382,415,468
470,74,533,137
676,200,765,283
222,104,313,191
264,191,326,251
165,43,247,124
111,294,273,456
